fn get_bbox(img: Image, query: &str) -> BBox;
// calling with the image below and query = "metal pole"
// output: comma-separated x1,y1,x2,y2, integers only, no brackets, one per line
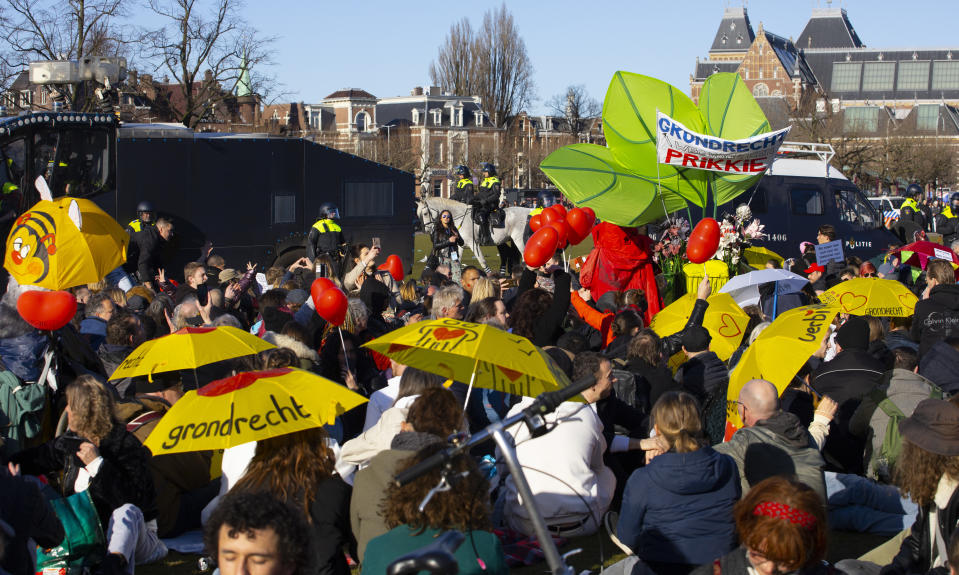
489,424,572,575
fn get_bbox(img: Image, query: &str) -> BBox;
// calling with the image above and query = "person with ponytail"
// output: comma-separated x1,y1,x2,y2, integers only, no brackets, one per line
612,391,740,575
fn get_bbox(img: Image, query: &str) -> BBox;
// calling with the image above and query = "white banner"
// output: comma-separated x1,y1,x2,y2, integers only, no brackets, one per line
656,111,791,174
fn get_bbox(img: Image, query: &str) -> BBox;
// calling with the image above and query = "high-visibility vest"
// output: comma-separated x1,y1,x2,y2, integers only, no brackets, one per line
128,220,142,232
530,207,544,216
312,219,342,233
480,176,500,190
457,178,471,190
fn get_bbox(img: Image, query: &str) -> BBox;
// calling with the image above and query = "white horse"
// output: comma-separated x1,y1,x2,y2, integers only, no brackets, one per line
416,197,532,273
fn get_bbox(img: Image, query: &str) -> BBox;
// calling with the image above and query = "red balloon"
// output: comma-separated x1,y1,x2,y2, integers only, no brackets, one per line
548,204,567,218
582,207,596,225
316,286,348,326
377,254,405,282
310,277,335,310
541,208,560,226
548,221,568,248
529,213,543,232
17,290,77,331
524,226,559,268
566,208,593,245
686,218,721,264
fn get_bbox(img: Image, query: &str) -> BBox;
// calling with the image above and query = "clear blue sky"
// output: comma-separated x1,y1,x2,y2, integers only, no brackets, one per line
230,0,956,114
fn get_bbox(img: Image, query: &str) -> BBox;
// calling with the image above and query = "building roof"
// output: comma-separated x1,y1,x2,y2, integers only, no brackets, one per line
764,31,818,85
709,6,755,54
376,97,489,128
693,60,740,82
8,71,29,92
324,88,376,100
796,8,864,50
803,48,959,101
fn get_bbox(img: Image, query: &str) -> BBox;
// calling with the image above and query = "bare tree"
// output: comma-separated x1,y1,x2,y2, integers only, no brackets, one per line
546,84,601,137
429,4,533,128
142,0,278,129
428,18,476,98
0,0,131,110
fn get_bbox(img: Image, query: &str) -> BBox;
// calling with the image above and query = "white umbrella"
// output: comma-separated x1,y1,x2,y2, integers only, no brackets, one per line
719,269,809,308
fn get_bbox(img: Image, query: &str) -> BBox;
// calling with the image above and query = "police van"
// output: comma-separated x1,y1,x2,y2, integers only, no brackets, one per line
744,142,897,260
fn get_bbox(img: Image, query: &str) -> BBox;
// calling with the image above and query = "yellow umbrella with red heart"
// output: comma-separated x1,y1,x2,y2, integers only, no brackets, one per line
650,291,751,361
362,318,572,400
819,277,917,317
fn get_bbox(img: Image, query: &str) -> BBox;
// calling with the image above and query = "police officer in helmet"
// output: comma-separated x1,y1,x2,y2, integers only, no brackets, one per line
450,165,474,203
127,201,156,234
901,183,930,230
308,202,347,273
531,190,555,216
472,162,501,245
936,193,959,244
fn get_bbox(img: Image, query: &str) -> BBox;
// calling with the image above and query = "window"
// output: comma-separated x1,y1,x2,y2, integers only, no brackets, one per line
432,140,443,162
843,107,879,133
752,83,769,97
932,61,959,90
19,91,31,107
831,62,862,92
833,187,878,230
342,182,393,216
862,62,895,91
273,195,295,224
453,108,462,127
917,104,940,131
354,111,367,132
40,90,47,105
474,111,483,127
432,180,442,197
791,188,824,216
412,109,419,125
432,109,442,125
898,61,930,91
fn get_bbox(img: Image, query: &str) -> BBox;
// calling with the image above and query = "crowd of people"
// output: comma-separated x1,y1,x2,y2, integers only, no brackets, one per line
3,199,959,575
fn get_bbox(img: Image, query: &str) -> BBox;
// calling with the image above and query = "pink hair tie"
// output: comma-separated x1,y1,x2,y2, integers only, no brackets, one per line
752,501,816,530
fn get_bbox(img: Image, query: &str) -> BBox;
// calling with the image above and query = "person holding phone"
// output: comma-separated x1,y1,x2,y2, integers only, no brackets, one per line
430,209,463,283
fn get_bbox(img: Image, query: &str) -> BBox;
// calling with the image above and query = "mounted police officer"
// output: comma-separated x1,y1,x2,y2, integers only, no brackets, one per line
450,165,474,204
307,202,347,273
472,162,501,245
530,190,556,217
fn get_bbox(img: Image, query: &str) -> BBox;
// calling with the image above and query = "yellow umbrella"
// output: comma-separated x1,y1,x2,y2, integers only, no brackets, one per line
650,292,751,361
144,368,367,455
109,326,276,380
725,304,841,437
819,277,918,317
5,197,128,290
743,246,784,269
362,318,571,399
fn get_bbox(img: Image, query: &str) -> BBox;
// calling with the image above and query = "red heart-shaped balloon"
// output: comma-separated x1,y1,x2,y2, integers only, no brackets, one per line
315,286,348,326
548,221,568,248
377,254,405,282
686,218,721,264
548,204,567,219
529,213,543,232
17,290,77,331
581,207,596,225
566,208,593,245
310,277,335,311
524,226,559,268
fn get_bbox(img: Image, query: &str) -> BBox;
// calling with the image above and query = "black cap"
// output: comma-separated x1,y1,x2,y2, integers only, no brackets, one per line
836,316,869,351
682,325,712,352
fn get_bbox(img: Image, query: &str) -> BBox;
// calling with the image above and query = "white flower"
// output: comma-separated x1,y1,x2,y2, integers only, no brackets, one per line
735,204,753,223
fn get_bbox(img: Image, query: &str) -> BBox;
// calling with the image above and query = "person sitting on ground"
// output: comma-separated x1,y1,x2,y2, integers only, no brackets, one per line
204,490,310,575
232,426,352,575
80,291,115,351
613,391,740,574
98,308,145,397
569,287,646,351
886,315,919,353
0,451,64,575
10,375,164,574
350,387,464,563
691,476,830,575
115,372,216,539
362,443,508,575
716,378,828,503
623,329,677,414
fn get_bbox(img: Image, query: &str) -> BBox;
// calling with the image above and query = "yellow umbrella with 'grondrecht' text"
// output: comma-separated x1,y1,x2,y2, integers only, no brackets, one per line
144,368,367,456
819,277,917,317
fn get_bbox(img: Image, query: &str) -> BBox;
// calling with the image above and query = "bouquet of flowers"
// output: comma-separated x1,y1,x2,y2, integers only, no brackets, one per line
651,216,691,303
714,204,768,274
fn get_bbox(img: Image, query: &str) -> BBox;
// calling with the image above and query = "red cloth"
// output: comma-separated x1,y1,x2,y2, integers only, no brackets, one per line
579,222,661,325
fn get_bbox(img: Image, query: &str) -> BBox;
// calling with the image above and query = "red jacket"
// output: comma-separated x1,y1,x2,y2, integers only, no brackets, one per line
580,222,661,325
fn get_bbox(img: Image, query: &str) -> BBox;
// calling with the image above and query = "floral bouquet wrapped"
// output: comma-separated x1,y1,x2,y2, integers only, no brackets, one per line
714,204,768,275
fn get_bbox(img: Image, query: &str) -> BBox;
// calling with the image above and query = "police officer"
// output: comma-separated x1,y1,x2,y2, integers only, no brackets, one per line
901,184,930,230
307,202,347,270
936,193,959,244
450,165,474,203
126,201,156,234
472,162,501,245
122,201,157,285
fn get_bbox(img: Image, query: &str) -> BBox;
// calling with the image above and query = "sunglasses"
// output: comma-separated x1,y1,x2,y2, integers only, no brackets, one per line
441,215,451,219
862,273,876,277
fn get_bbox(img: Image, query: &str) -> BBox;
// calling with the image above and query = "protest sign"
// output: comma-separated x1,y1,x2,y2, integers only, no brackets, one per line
656,111,791,174
815,240,845,265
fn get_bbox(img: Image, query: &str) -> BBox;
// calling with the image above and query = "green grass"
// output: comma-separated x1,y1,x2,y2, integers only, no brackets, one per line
411,232,594,278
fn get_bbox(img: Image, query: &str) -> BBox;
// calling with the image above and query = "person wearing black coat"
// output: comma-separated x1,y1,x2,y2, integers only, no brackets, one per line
811,316,884,474
509,266,570,347
0,467,64,575
911,261,959,359
430,209,464,282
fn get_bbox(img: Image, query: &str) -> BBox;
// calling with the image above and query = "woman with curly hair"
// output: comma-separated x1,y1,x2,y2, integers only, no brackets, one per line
430,209,464,283
10,375,164,573
691,476,829,575
361,443,507,574
232,427,352,575
865,398,959,575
